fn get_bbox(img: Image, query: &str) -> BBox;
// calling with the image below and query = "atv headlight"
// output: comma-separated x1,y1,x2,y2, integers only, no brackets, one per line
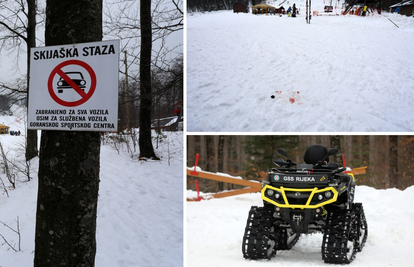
325,191,332,198
317,194,324,201
267,189,274,197
275,193,280,199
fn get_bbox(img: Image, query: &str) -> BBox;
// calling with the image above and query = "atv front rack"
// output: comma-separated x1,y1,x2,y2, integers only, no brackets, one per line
261,185,339,209
262,172,355,210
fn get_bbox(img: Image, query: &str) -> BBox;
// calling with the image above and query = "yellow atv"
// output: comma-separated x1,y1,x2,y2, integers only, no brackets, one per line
242,145,368,264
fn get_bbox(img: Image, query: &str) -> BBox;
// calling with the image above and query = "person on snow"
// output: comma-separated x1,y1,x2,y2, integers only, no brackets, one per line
292,4,297,17
287,6,292,17
362,5,367,16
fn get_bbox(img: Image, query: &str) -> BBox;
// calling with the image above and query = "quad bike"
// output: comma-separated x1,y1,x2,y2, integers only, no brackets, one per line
242,145,368,264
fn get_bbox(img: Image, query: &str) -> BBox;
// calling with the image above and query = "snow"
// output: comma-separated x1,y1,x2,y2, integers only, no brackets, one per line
187,185,414,266
390,0,414,8
0,106,183,266
186,11,414,132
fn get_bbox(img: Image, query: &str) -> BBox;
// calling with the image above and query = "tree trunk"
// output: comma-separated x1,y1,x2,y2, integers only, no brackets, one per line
343,135,353,167
370,135,389,188
34,1,102,266
198,135,206,169
25,0,38,161
205,135,215,171
396,136,414,190
330,135,341,163
217,135,224,191
389,135,398,188
139,0,158,159
187,135,195,167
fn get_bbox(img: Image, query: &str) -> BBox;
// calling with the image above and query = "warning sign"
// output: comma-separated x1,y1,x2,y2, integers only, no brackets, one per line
28,40,119,131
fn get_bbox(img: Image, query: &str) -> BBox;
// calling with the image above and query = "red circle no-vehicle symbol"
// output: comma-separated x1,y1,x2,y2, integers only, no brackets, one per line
48,60,96,107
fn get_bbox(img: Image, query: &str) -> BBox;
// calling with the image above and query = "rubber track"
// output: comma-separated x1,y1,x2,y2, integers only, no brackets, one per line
276,227,300,250
242,206,276,260
353,203,368,252
322,208,357,264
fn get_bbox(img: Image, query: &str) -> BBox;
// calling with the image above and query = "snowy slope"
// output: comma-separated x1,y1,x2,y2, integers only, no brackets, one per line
0,109,183,267
187,11,414,132
187,185,414,266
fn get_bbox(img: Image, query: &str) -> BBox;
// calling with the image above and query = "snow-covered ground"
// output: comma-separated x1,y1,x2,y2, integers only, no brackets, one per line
187,185,414,266
186,10,414,132
0,106,183,266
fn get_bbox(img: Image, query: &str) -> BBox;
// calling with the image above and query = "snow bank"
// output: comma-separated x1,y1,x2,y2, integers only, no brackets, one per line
0,113,183,266
187,185,414,266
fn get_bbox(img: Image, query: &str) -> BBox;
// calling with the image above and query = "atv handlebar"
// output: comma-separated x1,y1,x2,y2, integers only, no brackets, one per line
269,164,347,174
335,167,347,173
274,147,344,173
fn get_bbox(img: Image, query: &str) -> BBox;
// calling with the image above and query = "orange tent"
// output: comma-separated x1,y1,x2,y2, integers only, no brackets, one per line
0,124,10,134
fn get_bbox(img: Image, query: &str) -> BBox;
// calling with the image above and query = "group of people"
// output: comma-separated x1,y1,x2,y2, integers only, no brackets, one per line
347,5,369,16
287,4,298,17
10,130,21,136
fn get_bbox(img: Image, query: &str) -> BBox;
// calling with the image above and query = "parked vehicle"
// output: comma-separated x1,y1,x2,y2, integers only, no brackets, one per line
242,145,368,264
324,5,333,12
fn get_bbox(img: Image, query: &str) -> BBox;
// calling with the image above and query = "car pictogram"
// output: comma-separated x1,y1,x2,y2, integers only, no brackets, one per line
57,71,86,93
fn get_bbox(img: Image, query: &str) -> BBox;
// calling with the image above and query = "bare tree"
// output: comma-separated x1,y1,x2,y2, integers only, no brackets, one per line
0,175,9,197
0,77,27,105
152,55,183,117
139,0,158,159
104,0,183,44
104,0,182,158
0,141,15,189
104,0,183,84
0,0,44,161
0,216,21,252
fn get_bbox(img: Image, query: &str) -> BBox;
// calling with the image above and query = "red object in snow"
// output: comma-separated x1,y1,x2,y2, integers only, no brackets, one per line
190,154,199,176
194,180,203,201
174,108,181,115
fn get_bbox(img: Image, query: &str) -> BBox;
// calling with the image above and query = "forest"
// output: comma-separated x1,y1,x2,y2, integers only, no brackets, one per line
187,0,258,12
117,55,183,131
187,135,414,193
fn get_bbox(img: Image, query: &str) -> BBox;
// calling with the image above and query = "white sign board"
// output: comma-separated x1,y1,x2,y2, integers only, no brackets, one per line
28,40,119,131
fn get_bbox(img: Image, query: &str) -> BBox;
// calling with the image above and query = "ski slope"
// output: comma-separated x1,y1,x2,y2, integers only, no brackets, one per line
187,11,414,132
0,106,183,266
187,185,414,266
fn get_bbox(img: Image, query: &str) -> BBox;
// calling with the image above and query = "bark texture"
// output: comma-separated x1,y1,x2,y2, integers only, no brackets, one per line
139,0,158,159
34,1,102,266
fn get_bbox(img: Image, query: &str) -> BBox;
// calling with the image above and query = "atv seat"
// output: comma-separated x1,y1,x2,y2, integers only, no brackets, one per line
303,145,329,165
